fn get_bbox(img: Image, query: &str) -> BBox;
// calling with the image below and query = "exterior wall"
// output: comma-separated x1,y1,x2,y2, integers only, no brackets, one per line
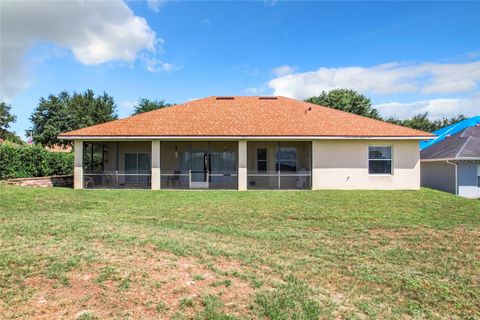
458,161,480,198
421,161,457,194
312,139,420,190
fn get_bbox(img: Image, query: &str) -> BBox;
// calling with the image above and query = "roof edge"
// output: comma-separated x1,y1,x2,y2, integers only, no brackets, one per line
421,157,480,162
58,135,435,140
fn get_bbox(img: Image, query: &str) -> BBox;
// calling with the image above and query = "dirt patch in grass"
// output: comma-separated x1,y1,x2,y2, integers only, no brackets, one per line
4,245,256,319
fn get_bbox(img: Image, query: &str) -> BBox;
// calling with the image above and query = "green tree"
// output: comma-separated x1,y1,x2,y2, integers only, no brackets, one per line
386,113,466,132
0,102,22,143
305,89,381,119
28,90,117,147
132,98,172,115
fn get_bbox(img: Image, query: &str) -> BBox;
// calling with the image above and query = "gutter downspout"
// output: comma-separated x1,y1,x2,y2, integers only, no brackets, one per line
446,160,458,195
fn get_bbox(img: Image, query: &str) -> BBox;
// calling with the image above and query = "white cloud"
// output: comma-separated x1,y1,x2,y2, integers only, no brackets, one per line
0,0,158,101
147,0,167,13
264,0,277,7
142,57,179,73
271,65,295,77
374,93,480,120
245,83,269,95
246,87,259,94
269,61,480,99
120,100,137,109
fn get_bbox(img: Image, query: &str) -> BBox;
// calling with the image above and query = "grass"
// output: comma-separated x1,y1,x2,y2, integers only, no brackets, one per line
0,184,479,319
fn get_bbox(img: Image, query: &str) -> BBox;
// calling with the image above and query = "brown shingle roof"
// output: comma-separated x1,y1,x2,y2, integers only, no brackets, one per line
421,125,480,160
59,96,434,138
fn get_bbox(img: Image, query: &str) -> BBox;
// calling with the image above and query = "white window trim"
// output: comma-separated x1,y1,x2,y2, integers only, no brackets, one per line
368,145,394,176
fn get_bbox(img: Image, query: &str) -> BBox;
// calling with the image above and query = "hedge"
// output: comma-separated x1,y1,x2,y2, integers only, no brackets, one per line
0,142,74,180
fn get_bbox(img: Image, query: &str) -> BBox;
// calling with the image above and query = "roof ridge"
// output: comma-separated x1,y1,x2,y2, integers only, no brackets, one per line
455,136,472,158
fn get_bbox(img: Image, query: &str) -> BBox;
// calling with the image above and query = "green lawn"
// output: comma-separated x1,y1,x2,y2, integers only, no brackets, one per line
0,184,479,319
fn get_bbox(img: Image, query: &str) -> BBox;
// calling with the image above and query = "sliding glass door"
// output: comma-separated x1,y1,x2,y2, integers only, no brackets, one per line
125,153,151,184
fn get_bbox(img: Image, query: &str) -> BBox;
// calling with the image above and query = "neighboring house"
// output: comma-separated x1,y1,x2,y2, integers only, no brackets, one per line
420,116,480,150
58,96,433,190
421,124,480,198
46,145,72,153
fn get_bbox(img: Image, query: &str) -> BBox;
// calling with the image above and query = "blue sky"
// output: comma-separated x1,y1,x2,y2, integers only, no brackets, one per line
1,0,480,137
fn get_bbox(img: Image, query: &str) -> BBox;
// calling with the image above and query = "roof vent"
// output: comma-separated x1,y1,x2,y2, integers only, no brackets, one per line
258,96,278,100
215,96,234,100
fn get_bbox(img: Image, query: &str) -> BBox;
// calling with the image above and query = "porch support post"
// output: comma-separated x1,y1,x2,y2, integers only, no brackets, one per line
151,140,161,190
311,140,319,190
238,140,247,191
74,140,83,189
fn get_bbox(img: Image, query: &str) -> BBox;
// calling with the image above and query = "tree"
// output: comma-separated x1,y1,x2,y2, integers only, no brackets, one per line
28,90,117,147
132,98,172,115
0,102,22,143
305,89,381,119
386,113,466,132
306,89,466,133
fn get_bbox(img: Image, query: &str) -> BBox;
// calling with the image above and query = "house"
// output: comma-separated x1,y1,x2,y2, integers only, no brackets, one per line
58,96,433,190
421,122,480,198
420,116,480,151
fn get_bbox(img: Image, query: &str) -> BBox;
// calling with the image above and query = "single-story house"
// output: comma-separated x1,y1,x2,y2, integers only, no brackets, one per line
58,96,433,190
421,124,480,198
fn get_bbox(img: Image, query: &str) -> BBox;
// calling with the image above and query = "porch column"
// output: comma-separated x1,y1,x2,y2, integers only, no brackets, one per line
238,140,247,190
311,140,320,190
74,140,83,189
151,140,161,190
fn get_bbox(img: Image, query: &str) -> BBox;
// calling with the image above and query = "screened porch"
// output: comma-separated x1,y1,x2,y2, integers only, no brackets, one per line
247,141,312,189
82,141,151,189
79,140,312,190
160,141,238,189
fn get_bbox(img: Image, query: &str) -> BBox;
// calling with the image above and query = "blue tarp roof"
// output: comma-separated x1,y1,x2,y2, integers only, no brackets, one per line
420,115,480,150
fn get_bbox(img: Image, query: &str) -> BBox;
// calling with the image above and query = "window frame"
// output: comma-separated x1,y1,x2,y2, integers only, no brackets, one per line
368,145,393,175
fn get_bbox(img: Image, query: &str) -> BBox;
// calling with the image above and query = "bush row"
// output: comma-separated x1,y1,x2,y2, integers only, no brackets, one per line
0,142,73,180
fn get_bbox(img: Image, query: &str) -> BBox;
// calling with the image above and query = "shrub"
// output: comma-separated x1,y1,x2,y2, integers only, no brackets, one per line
0,142,73,179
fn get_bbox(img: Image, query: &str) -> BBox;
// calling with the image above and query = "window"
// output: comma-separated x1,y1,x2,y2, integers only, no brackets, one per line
277,147,297,172
368,146,392,174
257,148,267,172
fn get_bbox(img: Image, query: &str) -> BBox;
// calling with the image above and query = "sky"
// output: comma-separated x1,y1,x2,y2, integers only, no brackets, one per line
1,0,480,138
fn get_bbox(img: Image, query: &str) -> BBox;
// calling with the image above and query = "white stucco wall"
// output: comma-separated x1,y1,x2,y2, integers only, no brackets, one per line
312,139,420,190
